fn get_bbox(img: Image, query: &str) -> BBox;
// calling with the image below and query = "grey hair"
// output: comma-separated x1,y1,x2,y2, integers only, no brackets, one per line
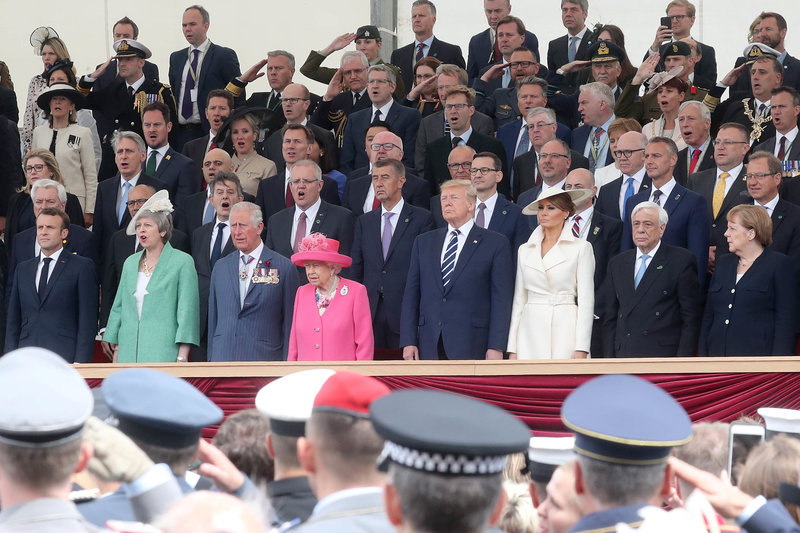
112,130,145,152
389,464,502,533
679,100,711,121
526,106,556,123
368,64,397,85
231,201,263,226
435,64,469,85
632,201,669,227
291,159,323,181
136,210,173,243
210,171,244,197
562,0,588,12
412,0,437,16
577,455,666,507
579,81,615,108
267,50,295,69
341,51,369,69
649,136,679,158
31,179,66,204
517,75,548,93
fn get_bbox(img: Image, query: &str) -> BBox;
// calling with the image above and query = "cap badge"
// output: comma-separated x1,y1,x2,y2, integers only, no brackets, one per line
118,40,130,51
749,47,762,59
598,42,609,56
672,44,679,53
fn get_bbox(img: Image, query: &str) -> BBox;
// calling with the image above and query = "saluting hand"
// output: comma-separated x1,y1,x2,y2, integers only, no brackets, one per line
89,57,114,79
240,59,268,83
322,33,358,56
720,63,747,87
632,53,661,85
324,68,344,101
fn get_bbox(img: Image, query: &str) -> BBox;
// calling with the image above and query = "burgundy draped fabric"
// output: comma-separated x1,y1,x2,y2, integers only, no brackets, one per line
87,372,800,439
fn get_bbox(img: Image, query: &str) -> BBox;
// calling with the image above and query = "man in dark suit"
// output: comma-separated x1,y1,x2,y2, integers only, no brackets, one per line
621,137,710,287
475,61,545,130
141,102,198,210
518,139,575,229
687,123,750,273
472,18,539,98
566,169,623,357
754,86,800,165
350,159,434,350
169,6,243,149
512,106,588,200
100,184,190,330
8,180,99,298
264,161,355,283
571,82,616,172
179,148,241,237
5,209,97,363
93,132,167,261
191,173,243,362
79,39,177,181
467,1,539,85
595,132,652,221
400,179,513,360
181,89,233,185
674,101,715,185
208,202,298,361
727,13,800,99
343,130,431,216
263,83,336,171
340,65,421,173
424,86,507,194
604,201,702,357
255,125,340,232
546,0,592,94
414,65,495,173
309,51,371,148
390,0,465,92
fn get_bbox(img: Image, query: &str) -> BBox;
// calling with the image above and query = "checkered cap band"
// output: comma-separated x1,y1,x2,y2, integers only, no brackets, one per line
382,440,508,475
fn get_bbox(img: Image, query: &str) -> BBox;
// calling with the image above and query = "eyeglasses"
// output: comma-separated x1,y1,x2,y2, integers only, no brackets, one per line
670,14,689,20
289,179,320,186
281,97,308,105
509,61,537,69
613,148,645,159
447,162,472,170
469,167,498,176
444,103,470,111
712,140,749,147
539,152,569,160
25,164,46,173
745,172,778,181
126,198,148,208
370,143,399,151
526,121,555,130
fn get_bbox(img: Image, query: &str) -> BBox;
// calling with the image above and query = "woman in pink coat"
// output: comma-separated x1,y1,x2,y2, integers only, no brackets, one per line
288,233,374,361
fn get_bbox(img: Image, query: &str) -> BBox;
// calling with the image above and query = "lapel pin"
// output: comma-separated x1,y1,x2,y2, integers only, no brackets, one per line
657,265,663,270
165,154,171,160
473,240,478,244
502,210,508,215
592,227,599,235
643,184,650,189
778,215,784,220
674,194,681,200
404,218,410,223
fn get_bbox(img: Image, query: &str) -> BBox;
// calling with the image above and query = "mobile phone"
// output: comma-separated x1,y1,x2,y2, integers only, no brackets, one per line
660,16,673,30
728,423,765,485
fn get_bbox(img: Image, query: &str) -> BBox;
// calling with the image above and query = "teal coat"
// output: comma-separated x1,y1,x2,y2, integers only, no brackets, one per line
104,243,199,362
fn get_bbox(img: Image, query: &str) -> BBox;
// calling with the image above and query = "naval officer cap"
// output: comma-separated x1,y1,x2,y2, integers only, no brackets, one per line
102,368,223,449
0,347,93,447
255,369,335,437
562,375,691,465
757,407,800,439
113,39,152,59
528,436,575,483
743,43,780,64
312,371,391,417
371,390,530,476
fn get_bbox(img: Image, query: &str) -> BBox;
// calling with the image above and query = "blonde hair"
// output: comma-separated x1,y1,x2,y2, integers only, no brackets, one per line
21,149,64,194
497,481,539,533
739,436,800,523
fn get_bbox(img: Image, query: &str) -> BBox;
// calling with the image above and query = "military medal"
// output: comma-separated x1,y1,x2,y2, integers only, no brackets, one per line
265,268,280,284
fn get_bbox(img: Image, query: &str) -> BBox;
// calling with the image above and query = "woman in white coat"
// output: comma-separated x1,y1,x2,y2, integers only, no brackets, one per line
508,188,595,359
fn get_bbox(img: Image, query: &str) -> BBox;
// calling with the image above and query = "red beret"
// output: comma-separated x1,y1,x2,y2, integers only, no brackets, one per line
313,371,390,417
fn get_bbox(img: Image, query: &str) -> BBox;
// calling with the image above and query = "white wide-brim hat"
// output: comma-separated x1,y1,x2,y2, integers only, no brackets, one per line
522,187,594,215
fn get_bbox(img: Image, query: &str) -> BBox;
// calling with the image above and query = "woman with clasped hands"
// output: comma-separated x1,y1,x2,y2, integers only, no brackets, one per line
699,203,797,356
507,187,595,359
103,190,199,363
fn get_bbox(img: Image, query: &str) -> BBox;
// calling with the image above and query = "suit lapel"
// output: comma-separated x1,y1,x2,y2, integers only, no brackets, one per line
488,196,509,233
632,245,668,303
39,253,69,306
386,205,412,263
772,200,788,234
197,43,215,88
718,168,748,217
311,202,328,232
446,225,480,293
662,184,686,216
585,212,599,243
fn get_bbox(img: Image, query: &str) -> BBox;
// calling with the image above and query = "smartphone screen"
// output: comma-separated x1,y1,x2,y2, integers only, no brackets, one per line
728,428,765,485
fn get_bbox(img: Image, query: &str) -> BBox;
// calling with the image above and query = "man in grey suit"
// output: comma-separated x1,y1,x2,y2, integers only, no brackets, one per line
294,371,394,532
207,202,299,361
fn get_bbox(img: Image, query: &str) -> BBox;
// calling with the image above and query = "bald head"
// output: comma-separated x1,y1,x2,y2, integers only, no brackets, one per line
127,184,157,217
155,492,266,533
203,148,234,184
565,168,596,211
371,131,404,163
616,131,647,176
447,145,477,180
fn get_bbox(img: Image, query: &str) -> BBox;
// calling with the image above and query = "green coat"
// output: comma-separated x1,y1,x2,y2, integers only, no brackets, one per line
104,243,199,362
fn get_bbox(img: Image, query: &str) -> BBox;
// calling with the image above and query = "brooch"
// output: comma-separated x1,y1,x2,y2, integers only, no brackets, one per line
340,285,349,296
592,227,600,235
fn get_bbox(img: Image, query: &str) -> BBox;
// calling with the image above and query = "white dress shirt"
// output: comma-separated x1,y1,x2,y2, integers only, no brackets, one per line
474,192,498,227
714,163,744,200
178,39,211,124
209,218,231,258
35,247,63,288
238,241,264,296
649,178,676,205
775,126,798,160
634,240,661,282
441,219,474,266
381,199,405,236
618,167,647,216
291,197,321,247
146,144,169,172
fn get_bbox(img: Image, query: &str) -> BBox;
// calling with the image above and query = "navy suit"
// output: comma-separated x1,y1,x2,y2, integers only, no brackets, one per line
674,144,715,186
169,42,243,131
177,189,255,239
5,252,98,363
414,110,495,174
264,124,336,172
207,244,299,361
687,167,749,253
342,169,430,216
92,174,167,259
339,102,421,173
400,224,513,359
595,174,653,221
391,37,466,93
144,148,199,209
510,146,589,201
423,132,508,195
467,28,539,84
350,203,434,349
700,249,797,356
497,119,572,167
546,32,592,93
604,243,702,357
621,183,710,288
570,124,615,169
255,173,341,234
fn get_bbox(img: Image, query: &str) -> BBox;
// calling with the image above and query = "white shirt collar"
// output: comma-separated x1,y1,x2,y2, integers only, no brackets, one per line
637,240,661,261
127,74,146,92
717,163,744,180
651,178,676,202
569,26,588,40
624,166,647,182
447,218,474,236
450,126,473,145
415,35,435,49
779,126,799,144
239,241,263,262
192,39,210,53
372,100,394,119
147,144,170,160
40,246,64,262
543,177,567,190
296,196,322,220
756,193,781,213
121,172,141,187
382,198,405,217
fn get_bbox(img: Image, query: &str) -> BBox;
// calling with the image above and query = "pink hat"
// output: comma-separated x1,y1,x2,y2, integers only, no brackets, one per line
291,233,352,268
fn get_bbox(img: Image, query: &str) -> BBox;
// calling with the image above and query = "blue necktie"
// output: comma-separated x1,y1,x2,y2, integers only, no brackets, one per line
622,177,635,220
210,222,225,268
441,230,460,287
118,181,131,225
634,253,650,289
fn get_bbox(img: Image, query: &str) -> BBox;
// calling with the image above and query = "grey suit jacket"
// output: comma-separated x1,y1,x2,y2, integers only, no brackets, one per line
290,489,394,533
414,110,494,174
0,498,101,532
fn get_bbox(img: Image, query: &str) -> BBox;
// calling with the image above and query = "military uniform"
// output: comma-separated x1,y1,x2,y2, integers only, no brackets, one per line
267,476,318,525
0,498,101,533
287,489,393,533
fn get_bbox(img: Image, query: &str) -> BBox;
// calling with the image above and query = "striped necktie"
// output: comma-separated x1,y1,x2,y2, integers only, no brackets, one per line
441,230,460,287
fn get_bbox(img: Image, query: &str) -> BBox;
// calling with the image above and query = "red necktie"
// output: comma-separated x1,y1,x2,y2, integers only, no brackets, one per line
492,36,501,63
285,183,295,208
209,140,217,151
372,196,381,210
416,43,425,63
572,215,581,237
689,148,701,174
778,137,787,160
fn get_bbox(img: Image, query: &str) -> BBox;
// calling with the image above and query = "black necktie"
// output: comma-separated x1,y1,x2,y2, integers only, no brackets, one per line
38,257,52,298
211,222,225,267
372,109,382,124
128,86,134,97
48,130,58,156
452,137,462,149
353,92,361,106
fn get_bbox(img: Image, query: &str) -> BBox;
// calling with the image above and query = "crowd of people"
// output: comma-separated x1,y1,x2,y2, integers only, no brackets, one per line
1,0,800,362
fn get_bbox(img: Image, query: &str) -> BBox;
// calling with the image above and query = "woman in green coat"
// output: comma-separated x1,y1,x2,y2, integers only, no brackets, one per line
103,190,199,363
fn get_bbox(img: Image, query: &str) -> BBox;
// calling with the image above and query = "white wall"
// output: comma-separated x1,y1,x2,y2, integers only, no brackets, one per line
2,0,797,124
